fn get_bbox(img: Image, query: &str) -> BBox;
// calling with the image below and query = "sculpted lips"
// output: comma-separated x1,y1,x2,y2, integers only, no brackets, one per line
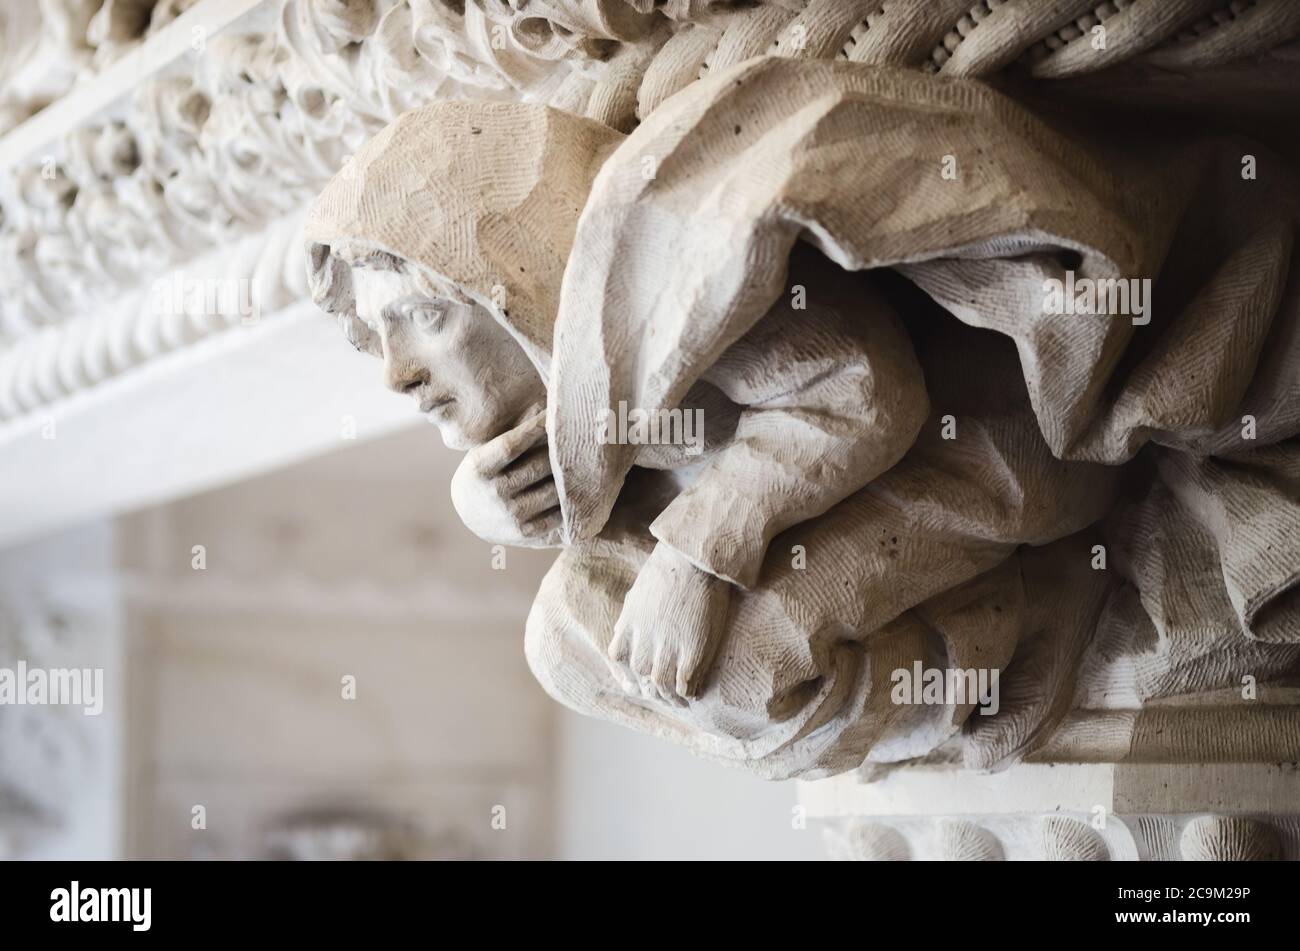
420,396,455,417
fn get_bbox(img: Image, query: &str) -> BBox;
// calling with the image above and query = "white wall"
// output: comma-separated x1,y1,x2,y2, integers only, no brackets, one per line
556,710,823,860
116,427,560,860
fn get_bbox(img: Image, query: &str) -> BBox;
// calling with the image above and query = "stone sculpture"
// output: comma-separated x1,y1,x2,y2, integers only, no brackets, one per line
305,33,1300,784
20,0,1296,795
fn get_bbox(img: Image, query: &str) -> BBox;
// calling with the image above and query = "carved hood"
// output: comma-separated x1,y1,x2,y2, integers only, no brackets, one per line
546,58,1298,547
303,99,623,373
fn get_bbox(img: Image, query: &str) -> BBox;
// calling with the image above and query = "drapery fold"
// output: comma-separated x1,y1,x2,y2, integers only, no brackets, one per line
547,56,1299,544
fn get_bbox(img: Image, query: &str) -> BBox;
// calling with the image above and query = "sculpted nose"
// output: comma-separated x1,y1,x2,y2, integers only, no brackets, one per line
383,354,429,396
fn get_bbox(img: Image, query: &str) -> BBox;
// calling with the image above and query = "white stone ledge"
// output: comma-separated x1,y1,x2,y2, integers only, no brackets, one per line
799,762,1300,817
0,298,415,550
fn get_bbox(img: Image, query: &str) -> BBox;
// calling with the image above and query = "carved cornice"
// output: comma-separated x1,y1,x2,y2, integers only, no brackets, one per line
1,0,1297,424
0,1,201,139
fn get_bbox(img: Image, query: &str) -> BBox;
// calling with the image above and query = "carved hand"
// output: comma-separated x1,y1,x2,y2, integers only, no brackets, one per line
607,542,731,706
449,408,563,548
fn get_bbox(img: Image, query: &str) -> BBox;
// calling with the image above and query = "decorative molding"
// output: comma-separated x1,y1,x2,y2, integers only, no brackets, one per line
0,1,201,143
806,761,1300,859
821,813,1300,861
3,0,1299,428
0,212,308,421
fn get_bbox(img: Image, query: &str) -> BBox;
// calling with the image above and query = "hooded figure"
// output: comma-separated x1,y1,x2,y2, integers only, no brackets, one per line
305,61,1300,779
303,96,947,738
305,100,619,376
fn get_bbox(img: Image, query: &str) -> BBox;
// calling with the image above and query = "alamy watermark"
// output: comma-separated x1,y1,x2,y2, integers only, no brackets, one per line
0,661,104,715
596,401,704,456
50,882,150,931
150,272,259,325
1043,271,1151,326
890,662,1000,716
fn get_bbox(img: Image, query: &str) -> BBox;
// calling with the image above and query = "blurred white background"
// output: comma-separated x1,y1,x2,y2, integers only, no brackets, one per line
0,427,820,860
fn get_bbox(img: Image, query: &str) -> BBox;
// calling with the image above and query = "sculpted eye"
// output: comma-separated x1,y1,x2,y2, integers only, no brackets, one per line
410,302,447,333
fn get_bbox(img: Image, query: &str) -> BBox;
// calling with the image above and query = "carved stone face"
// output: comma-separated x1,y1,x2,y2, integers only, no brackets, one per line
349,263,544,451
